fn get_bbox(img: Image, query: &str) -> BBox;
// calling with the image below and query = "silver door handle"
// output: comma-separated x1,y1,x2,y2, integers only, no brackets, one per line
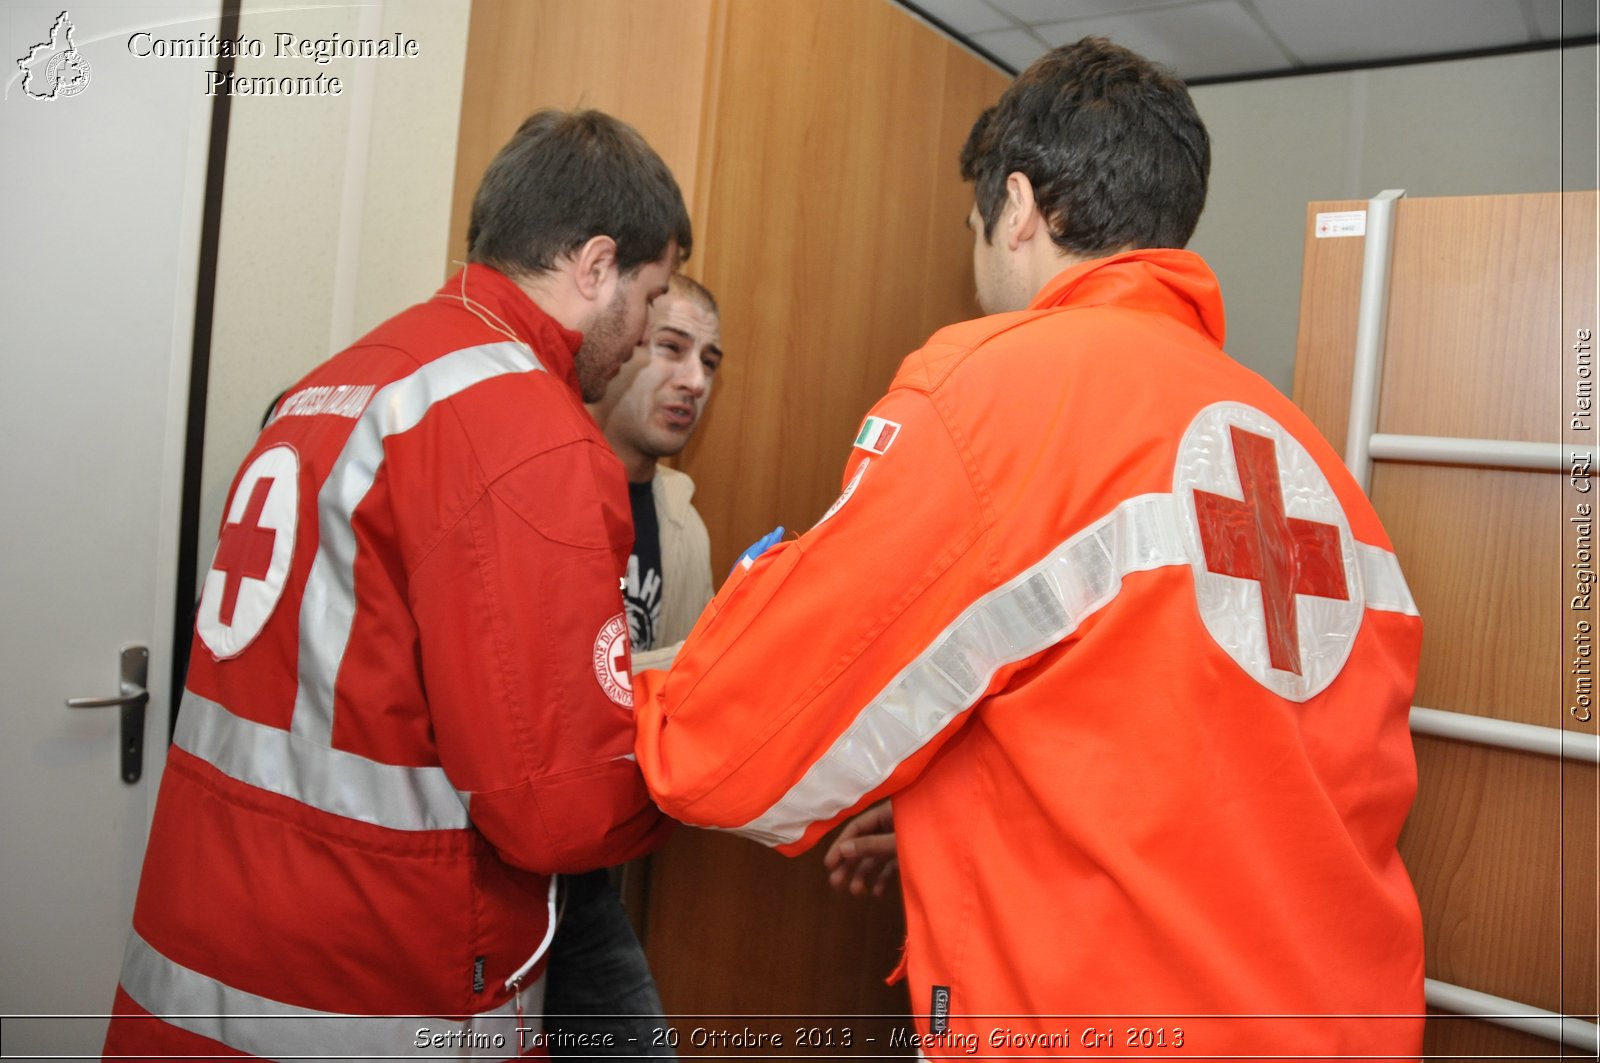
64,644,148,784
66,691,148,709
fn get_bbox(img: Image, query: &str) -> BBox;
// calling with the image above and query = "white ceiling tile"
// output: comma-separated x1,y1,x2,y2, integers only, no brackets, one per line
987,0,1186,24
1252,0,1538,65
1033,1,1292,80
969,26,1053,69
931,0,1584,81
902,0,1016,36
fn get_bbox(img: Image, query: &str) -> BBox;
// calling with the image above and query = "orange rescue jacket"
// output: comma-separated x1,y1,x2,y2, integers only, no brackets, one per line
635,249,1424,1059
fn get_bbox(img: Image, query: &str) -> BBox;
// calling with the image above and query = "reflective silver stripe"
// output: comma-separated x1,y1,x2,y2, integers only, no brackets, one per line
295,341,542,745
733,492,1419,847
174,690,470,831
1357,542,1419,615
118,930,542,1061
734,493,1191,847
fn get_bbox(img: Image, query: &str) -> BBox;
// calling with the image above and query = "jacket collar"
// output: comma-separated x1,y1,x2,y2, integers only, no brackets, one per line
433,264,586,394
1028,248,1226,347
651,465,695,528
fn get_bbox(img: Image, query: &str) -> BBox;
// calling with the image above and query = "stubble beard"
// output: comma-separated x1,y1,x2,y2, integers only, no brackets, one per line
574,290,630,404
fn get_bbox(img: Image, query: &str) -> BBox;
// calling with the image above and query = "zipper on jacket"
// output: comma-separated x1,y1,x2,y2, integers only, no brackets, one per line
504,875,561,994
885,934,909,985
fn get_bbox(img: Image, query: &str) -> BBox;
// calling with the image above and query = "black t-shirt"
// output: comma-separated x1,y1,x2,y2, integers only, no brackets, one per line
624,479,663,652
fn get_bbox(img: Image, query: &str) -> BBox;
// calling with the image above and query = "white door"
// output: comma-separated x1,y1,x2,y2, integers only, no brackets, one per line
0,4,217,1055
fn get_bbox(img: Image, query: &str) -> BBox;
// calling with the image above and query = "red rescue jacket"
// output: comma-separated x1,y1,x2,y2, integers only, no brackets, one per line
105,265,669,1060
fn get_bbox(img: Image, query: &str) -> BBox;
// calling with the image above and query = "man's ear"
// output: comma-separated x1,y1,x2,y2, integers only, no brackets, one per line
1002,171,1043,251
572,235,620,302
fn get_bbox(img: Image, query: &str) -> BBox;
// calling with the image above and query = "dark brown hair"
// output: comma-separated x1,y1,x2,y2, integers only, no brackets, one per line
468,109,693,278
960,37,1210,256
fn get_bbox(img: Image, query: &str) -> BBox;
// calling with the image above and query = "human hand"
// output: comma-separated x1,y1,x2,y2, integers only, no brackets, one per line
823,801,897,897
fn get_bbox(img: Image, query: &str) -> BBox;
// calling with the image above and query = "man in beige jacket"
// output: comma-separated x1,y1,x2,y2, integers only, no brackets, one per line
591,273,720,656
540,274,723,1057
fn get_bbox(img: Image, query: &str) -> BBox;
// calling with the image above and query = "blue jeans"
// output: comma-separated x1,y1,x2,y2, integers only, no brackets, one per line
542,870,676,1059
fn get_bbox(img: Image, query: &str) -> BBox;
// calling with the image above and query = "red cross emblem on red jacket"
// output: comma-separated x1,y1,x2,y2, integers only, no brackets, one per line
213,477,279,626
197,445,300,659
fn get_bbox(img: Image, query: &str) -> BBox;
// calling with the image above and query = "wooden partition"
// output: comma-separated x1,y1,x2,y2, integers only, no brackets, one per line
448,0,717,268
1293,191,1598,1059
451,0,1008,1044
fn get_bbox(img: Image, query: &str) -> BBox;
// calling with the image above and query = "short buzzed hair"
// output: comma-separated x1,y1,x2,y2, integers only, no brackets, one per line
468,108,693,279
667,274,718,317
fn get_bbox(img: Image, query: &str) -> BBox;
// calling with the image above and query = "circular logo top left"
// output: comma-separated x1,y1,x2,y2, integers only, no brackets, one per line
198,446,300,659
17,12,91,101
44,49,91,98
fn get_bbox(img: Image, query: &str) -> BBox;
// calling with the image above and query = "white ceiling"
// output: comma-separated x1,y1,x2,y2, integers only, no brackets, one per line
898,0,1598,82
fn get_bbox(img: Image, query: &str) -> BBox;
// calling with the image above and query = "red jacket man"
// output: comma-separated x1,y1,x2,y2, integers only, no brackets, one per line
105,111,685,1060
634,39,1423,1059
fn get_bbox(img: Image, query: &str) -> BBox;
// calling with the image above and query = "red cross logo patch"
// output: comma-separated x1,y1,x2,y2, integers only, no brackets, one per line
197,445,299,659
1174,403,1363,701
592,613,634,708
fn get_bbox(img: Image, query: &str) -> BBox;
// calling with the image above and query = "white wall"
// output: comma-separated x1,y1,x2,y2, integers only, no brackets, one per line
1188,44,1598,394
198,0,469,572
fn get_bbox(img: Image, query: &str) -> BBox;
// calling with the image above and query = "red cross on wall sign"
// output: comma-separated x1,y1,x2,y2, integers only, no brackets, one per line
1193,426,1349,675
213,477,278,625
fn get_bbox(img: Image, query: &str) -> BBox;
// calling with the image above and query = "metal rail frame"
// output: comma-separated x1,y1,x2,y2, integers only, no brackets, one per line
1342,189,1598,1051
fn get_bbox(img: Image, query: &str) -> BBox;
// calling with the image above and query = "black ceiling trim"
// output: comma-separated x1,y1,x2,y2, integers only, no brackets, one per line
1186,36,1600,87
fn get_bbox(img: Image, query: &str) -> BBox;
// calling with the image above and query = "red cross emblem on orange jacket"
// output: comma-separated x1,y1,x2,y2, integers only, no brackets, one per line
1174,403,1364,702
1193,425,1350,675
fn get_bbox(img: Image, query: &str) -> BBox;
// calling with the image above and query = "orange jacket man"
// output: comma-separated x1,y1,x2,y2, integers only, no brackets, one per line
634,39,1423,1059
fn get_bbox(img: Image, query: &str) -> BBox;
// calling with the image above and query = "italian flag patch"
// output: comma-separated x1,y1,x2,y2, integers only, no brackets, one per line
853,416,901,455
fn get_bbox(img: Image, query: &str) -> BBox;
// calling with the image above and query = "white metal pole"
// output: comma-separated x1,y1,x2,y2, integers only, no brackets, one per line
1370,434,1596,473
1344,189,1407,491
1426,978,1600,1053
1411,706,1600,764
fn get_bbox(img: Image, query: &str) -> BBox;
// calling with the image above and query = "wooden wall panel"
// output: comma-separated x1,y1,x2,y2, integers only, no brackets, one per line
643,831,908,1047
1294,193,1599,1060
1291,194,1591,450
1401,737,1587,1010
1422,1008,1573,1060
1561,192,1600,1035
1378,195,1564,442
447,0,715,269
1371,464,1559,726
1290,198,1365,454
451,0,1007,1043
677,0,1007,576
647,0,1007,1043
1565,762,1599,1021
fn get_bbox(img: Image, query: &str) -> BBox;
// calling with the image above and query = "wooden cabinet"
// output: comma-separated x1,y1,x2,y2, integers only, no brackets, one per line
1293,191,1598,1060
